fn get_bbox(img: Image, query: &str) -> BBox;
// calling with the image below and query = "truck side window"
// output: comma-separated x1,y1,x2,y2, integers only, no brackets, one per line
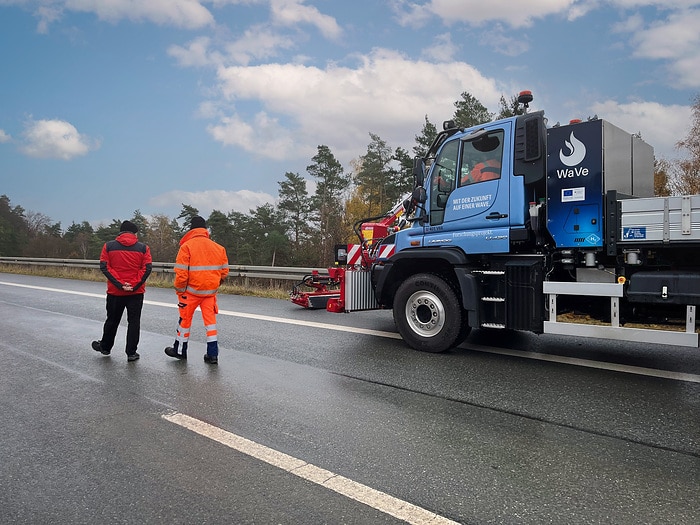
430,139,459,225
460,130,504,186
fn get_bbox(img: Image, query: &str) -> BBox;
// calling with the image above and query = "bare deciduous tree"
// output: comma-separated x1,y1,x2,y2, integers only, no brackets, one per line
668,93,700,195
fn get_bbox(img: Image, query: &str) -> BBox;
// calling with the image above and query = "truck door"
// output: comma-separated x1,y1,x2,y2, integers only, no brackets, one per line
424,124,514,254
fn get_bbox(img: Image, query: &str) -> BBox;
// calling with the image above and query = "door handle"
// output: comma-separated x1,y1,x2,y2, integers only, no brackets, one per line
486,212,508,220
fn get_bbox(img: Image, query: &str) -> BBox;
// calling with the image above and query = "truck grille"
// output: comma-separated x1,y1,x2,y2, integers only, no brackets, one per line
344,270,378,311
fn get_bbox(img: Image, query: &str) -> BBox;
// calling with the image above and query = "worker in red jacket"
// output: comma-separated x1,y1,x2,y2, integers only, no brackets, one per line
164,216,229,364
92,220,152,362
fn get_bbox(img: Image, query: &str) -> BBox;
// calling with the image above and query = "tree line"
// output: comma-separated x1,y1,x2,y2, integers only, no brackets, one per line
1,92,698,266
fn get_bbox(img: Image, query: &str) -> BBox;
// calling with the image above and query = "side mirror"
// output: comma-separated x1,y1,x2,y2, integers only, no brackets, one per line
412,157,425,187
412,186,426,204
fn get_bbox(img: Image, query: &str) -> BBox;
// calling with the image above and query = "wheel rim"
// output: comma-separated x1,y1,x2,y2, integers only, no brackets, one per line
404,290,446,338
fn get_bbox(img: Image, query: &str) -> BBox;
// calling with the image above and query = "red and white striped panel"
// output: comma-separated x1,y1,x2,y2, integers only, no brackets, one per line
377,244,396,260
346,244,363,265
345,243,396,265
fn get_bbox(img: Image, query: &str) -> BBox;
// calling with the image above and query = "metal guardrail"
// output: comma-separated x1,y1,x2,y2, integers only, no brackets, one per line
0,257,325,283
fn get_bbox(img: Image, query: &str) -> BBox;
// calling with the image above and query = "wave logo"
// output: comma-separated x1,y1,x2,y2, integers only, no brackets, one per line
559,131,586,167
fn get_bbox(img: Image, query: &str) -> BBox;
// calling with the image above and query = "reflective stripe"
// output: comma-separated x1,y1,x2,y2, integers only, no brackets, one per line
175,286,186,293
206,334,218,342
188,265,228,271
204,324,216,332
186,286,218,295
174,263,189,270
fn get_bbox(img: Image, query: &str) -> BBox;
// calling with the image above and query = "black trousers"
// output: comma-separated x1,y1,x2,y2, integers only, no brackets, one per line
101,293,144,355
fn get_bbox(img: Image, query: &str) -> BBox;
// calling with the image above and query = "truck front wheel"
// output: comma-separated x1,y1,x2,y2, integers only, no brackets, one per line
393,273,466,353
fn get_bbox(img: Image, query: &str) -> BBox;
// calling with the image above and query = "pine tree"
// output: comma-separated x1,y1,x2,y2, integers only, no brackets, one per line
278,172,313,265
307,145,348,266
452,92,493,128
413,115,438,158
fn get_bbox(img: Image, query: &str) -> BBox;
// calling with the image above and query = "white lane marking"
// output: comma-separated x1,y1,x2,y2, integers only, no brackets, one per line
163,412,458,525
0,281,400,339
2,280,699,384
464,343,700,384
0,281,104,298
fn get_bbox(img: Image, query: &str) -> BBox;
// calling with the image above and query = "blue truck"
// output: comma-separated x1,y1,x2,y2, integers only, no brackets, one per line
293,91,700,353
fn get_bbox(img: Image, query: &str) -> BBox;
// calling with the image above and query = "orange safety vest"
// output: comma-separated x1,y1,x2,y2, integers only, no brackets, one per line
462,159,501,185
174,228,229,296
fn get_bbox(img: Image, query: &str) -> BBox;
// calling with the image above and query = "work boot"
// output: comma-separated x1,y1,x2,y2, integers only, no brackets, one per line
164,346,187,360
127,353,140,362
92,340,110,356
203,354,218,365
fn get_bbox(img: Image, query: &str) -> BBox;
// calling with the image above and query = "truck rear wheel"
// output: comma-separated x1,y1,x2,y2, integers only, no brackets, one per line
393,273,466,353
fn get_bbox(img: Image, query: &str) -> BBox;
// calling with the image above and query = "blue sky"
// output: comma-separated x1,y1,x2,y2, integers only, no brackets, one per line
1,0,698,229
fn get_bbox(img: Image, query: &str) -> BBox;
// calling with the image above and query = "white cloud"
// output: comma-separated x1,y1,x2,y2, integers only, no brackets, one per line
223,25,296,65
624,8,700,88
0,129,11,143
149,189,276,217
608,0,699,8
395,0,580,28
421,33,459,62
68,0,214,28
394,0,698,29
208,48,504,164
589,99,691,159
20,119,99,160
10,0,215,31
206,111,297,160
270,0,342,39
169,26,296,68
35,5,62,33
396,1,700,88
473,24,530,56
168,36,218,67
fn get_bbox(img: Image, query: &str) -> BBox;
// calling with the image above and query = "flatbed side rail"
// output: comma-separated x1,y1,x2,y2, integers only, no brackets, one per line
543,281,699,348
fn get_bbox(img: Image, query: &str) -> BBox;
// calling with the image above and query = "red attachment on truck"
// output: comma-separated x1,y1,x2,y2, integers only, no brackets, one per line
290,193,410,310
289,270,340,310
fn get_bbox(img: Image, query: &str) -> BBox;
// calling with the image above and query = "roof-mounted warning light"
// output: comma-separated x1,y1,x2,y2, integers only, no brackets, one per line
517,90,533,112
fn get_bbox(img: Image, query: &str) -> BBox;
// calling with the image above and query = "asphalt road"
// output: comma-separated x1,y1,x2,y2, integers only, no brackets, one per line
0,272,698,525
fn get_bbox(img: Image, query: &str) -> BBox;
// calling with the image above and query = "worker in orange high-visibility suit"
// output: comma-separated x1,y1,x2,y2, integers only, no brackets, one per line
461,158,501,185
164,216,229,365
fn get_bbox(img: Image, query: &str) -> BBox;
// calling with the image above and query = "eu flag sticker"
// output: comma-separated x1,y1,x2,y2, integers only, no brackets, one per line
561,187,585,202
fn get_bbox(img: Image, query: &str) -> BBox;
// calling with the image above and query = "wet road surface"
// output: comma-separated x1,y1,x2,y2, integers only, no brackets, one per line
1,273,699,524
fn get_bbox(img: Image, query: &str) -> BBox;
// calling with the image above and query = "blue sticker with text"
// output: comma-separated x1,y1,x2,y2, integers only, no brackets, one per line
622,227,646,239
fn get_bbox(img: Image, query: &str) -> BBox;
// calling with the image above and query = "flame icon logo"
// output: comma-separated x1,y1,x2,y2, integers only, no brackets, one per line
559,131,586,167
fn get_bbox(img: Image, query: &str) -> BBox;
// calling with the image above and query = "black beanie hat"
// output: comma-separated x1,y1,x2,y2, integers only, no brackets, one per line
190,216,206,230
120,220,138,234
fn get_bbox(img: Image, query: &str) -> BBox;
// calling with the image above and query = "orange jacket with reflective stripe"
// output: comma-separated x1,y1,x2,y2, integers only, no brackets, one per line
174,228,229,297
461,159,501,185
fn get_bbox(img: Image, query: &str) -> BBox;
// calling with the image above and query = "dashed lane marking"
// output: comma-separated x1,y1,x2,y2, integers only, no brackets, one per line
162,412,459,525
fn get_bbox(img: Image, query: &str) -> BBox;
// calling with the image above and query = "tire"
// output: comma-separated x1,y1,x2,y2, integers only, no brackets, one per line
393,273,466,353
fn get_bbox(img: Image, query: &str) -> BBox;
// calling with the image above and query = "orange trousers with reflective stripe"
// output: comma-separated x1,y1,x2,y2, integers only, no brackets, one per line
175,293,219,356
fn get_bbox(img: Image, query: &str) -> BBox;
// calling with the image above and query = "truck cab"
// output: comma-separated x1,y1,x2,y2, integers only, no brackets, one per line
395,111,547,256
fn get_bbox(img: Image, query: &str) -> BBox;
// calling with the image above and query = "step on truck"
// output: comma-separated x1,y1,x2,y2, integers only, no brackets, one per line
291,91,700,353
